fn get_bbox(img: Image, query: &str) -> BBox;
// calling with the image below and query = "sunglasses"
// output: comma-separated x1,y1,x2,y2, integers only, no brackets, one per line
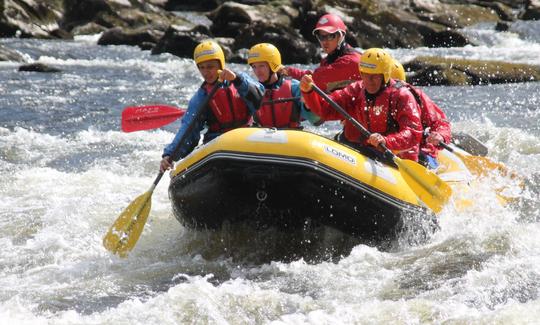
315,32,339,42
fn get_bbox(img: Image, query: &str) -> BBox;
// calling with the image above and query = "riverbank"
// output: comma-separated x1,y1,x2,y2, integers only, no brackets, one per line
1,0,540,85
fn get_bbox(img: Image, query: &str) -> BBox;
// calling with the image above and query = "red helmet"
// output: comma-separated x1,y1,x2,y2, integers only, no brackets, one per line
312,14,347,35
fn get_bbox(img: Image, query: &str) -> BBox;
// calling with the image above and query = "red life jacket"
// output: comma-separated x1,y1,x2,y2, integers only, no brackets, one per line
395,81,452,157
205,83,250,133
254,79,301,128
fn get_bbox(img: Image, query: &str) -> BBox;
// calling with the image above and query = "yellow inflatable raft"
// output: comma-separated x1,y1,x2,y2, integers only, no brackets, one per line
168,128,473,241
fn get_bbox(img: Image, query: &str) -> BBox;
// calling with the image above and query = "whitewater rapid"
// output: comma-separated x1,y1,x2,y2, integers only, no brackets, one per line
1,20,539,324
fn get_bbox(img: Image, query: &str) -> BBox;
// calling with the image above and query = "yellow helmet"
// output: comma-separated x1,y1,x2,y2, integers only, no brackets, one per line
247,43,283,73
359,48,393,83
193,41,225,69
390,59,406,81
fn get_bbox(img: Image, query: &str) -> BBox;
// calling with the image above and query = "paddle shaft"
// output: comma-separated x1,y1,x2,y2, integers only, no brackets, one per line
438,141,457,154
261,97,300,105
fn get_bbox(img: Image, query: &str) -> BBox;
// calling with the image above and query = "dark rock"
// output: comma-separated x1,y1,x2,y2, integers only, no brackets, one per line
151,25,211,58
522,0,540,20
18,63,61,73
207,2,317,63
406,56,540,86
62,0,114,31
0,0,67,38
422,30,469,48
98,26,165,47
495,22,510,31
231,22,318,64
165,0,266,11
165,0,222,11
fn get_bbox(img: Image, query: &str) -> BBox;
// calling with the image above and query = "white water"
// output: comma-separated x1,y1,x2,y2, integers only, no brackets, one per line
1,21,539,324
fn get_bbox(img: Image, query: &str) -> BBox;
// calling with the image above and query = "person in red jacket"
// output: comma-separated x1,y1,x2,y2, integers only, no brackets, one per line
283,13,361,92
300,48,423,162
390,59,452,168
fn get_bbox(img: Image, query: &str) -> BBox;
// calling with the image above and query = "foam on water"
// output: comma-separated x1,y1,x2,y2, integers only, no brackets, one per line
390,22,540,65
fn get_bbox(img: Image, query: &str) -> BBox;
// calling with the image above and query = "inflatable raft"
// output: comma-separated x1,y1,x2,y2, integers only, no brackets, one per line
168,128,473,241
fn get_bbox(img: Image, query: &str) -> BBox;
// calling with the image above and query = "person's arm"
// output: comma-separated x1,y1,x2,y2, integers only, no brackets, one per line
162,89,207,162
231,72,264,114
283,66,313,80
290,79,321,125
384,89,423,152
300,75,359,121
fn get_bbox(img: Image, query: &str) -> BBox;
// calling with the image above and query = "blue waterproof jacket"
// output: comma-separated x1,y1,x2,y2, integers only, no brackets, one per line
163,73,262,160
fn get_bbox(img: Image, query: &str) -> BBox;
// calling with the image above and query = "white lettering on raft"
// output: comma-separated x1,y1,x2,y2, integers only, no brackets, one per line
324,146,357,165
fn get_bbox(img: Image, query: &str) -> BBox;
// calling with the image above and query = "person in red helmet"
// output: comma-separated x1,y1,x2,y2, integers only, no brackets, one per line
282,13,362,92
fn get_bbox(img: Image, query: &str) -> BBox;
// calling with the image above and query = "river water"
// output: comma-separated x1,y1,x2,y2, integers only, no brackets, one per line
1,21,539,324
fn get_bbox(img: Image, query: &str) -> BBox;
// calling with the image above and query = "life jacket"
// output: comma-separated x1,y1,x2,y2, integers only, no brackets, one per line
394,81,452,157
254,79,301,128
205,83,250,133
394,81,448,130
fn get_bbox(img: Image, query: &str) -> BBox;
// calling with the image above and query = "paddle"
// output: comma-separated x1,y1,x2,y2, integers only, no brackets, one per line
451,131,488,157
120,98,298,133
121,105,186,132
309,83,452,213
103,82,222,257
439,141,516,178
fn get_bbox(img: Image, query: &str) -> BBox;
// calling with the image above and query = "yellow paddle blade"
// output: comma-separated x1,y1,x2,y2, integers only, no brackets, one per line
394,157,453,213
103,191,152,258
459,154,509,177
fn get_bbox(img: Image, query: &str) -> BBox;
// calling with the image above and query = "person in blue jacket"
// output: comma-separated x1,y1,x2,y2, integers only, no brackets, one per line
160,41,262,172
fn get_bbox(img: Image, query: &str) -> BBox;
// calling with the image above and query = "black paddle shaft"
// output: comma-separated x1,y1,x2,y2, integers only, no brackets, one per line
153,82,222,186
310,85,395,160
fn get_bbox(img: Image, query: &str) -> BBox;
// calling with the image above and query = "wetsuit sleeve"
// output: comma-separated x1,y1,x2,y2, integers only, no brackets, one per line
162,89,206,161
384,89,423,153
291,79,321,125
286,66,313,80
232,72,264,114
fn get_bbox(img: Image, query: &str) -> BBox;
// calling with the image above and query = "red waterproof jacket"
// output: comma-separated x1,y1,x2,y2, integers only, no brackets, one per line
287,44,361,92
302,79,423,161
204,83,250,132
401,83,452,158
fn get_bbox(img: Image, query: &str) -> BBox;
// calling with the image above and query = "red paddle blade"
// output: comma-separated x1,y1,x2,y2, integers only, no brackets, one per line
121,105,186,132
